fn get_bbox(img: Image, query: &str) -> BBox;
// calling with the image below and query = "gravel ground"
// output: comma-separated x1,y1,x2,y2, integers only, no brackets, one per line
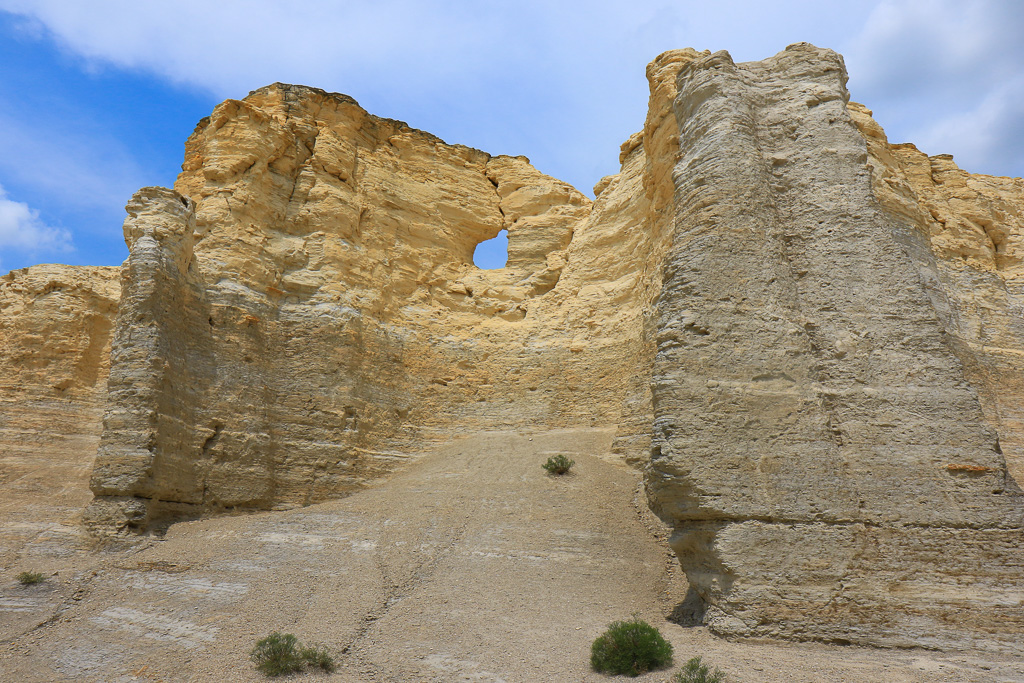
2,429,1023,682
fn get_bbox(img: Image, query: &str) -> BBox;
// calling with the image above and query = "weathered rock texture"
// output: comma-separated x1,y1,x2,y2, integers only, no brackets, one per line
0,265,119,529
851,102,1024,485
4,42,1022,655
645,44,1024,653
85,81,680,530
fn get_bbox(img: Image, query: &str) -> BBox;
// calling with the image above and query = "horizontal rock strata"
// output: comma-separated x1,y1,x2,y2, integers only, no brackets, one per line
645,43,1024,653
851,102,1024,485
3,41,1021,655
85,79,681,530
0,265,119,527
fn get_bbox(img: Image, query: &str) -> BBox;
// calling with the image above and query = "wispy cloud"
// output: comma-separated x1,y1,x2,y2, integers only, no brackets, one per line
0,183,72,270
914,80,1024,175
0,0,1020,194
0,108,145,212
0,1,514,96
843,0,1024,177
0,1,875,193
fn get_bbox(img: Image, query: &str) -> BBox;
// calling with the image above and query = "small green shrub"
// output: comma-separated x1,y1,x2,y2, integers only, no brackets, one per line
300,645,336,673
17,571,45,586
250,632,335,676
590,617,673,676
251,632,302,676
542,454,575,475
674,656,726,683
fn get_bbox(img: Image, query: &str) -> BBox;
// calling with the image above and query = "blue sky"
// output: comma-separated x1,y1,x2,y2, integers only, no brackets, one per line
0,1,1021,272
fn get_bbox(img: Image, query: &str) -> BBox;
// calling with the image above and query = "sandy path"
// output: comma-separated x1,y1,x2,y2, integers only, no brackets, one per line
3,429,1023,681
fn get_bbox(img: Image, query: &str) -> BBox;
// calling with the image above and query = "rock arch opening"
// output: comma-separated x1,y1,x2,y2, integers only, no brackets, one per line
472,229,508,269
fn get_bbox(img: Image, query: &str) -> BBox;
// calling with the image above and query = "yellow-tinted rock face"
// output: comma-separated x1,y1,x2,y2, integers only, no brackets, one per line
4,44,1023,655
85,80,681,530
0,265,119,531
0,265,119,399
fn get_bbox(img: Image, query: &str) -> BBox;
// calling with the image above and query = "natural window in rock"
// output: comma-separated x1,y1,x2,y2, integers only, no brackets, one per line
473,229,508,269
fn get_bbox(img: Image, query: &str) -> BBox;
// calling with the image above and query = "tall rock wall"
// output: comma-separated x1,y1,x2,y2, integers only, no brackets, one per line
4,41,1020,654
645,43,1024,653
84,189,216,529
851,103,1024,484
0,265,119,523
85,79,682,530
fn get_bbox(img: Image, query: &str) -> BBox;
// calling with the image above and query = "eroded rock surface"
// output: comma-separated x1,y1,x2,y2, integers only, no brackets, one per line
0,265,120,497
0,265,119,595
3,42,1022,658
86,82,676,530
851,102,1024,484
645,43,1024,653
0,265,119,431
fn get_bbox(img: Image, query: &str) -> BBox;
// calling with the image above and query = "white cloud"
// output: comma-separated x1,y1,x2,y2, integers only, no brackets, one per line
0,0,1020,186
0,2,867,103
0,184,72,260
914,78,1024,175
843,0,1024,177
0,1,537,96
0,1,878,193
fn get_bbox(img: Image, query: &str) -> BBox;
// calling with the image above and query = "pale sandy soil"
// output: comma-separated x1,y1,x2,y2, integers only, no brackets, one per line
2,429,1023,682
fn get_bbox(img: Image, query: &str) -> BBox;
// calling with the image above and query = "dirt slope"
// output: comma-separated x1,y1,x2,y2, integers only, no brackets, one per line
2,430,1023,681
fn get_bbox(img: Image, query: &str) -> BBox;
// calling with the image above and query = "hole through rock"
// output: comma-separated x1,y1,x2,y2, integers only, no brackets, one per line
473,229,508,269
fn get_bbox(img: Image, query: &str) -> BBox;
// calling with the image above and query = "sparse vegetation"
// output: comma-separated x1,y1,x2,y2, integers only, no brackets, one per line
251,632,302,676
250,632,335,676
17,571,45,585
674,656,726,683
542,453,575,475
590,617,673,676
299,644,336,673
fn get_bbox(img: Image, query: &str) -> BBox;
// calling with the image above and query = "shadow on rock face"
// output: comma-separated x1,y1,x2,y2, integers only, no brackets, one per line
670,586,707,627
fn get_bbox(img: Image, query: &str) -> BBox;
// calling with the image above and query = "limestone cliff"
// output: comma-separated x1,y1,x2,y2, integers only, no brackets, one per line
850,102,1024,484
644,43,1024,653
4,41,1022,656
85,81,677,530
0,265,119,525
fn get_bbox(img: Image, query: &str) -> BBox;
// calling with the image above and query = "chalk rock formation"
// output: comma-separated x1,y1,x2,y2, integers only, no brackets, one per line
645,43,1024,653
851,102,1024,485
5,40,1020,654
0,265,119,519
85,82,676,530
